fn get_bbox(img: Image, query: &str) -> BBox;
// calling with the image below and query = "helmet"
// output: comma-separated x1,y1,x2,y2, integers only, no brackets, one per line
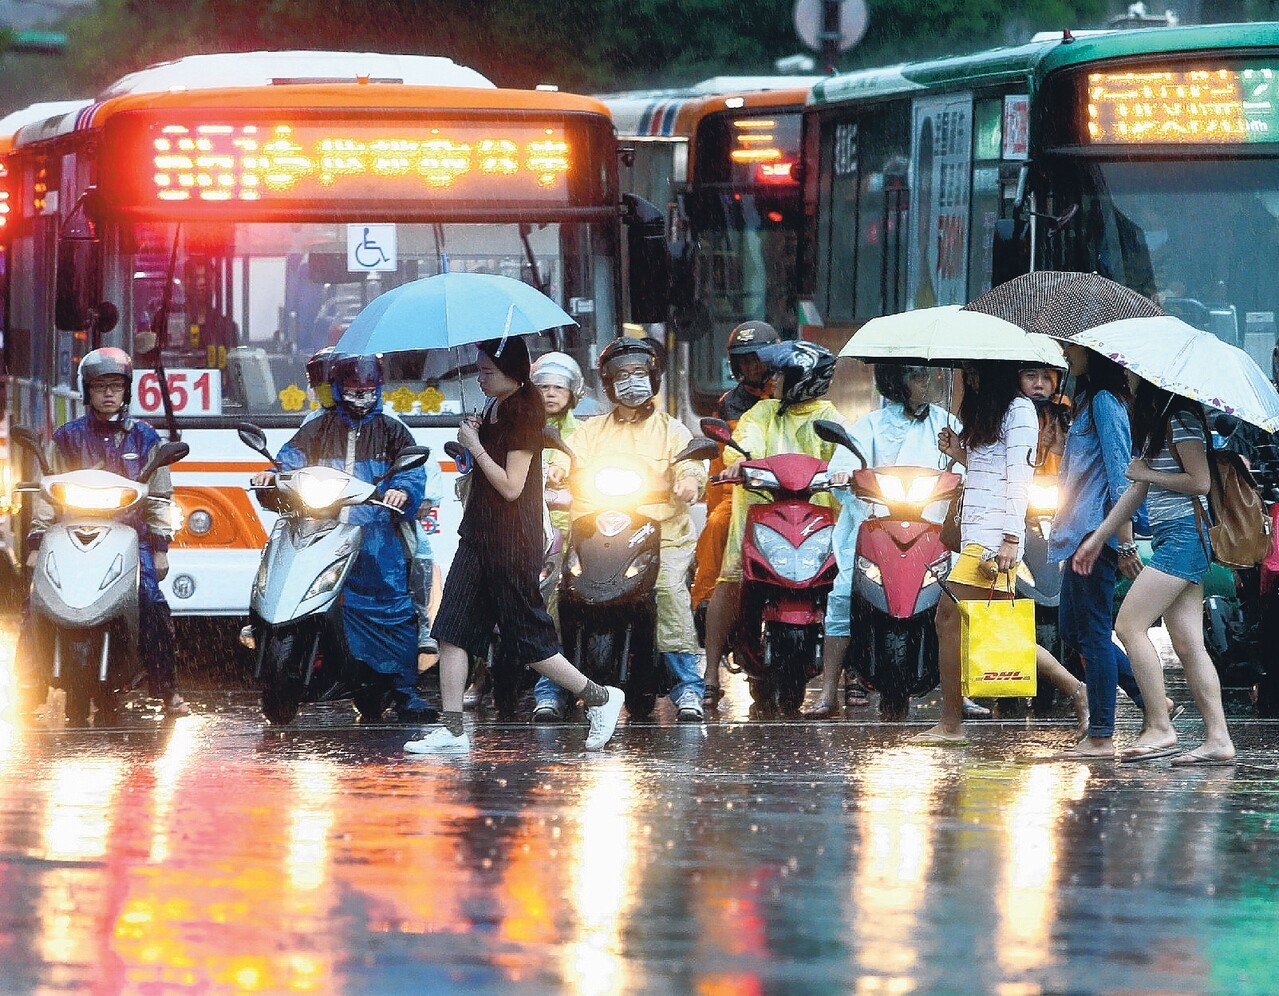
756,340,836,411
305,346,337,409
79,347,134,409
329,353,383,418
874,364,929,407
531,351,585,406
726,320,781,381
598,336,664,404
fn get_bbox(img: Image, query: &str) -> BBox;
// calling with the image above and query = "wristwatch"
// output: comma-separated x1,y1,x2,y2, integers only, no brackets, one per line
1118,542,1139,558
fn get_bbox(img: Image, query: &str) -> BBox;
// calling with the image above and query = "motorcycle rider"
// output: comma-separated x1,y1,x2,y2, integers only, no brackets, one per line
690,321,778,708
702,340,846,706
805,364,961,718
251,353,431,721
21,347,190,718
545,335,708,721
304,345,338,413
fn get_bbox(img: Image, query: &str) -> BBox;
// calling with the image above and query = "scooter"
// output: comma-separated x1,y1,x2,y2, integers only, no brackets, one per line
702,418,836,717
238,423,430,725
12,427,190,726
557,431,717,718
813,419,962,721
443,438,566,718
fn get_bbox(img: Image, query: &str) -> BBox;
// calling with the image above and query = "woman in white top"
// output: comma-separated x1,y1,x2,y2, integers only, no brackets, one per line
913,360,1084,745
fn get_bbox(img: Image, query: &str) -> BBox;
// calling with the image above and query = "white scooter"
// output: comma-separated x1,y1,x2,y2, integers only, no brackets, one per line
237,423,430,725
12,427,189,725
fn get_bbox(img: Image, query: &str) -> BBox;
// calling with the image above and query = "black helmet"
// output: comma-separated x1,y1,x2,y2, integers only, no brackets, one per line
756,341,836,412
726,320,781,381
598,336,664,403
305,346,337,390
329,353,383,417
79,347,134,409
874,364,929,407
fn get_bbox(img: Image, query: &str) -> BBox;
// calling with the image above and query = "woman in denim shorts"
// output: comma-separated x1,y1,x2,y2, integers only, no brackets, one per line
1073,382,1236,765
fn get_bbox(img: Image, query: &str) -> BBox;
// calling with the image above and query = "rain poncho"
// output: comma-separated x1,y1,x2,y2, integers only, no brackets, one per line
720,398,847,582
275,403,425,681
543,408,581,537
567,408,707,654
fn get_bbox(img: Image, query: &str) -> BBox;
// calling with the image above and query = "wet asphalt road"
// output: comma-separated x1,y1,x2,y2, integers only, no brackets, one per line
1,626,1277,994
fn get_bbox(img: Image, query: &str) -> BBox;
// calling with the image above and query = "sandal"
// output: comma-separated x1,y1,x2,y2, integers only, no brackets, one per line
803,700,839,719
163,694,192,718
702,683,725,711
962,698,992,718
844,681,870,708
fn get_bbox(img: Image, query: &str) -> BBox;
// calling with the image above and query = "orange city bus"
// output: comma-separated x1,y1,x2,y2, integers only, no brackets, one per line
600,78,820,420
0,52,665,645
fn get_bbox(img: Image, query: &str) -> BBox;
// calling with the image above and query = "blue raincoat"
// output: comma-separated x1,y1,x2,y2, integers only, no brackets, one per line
275,398,426,701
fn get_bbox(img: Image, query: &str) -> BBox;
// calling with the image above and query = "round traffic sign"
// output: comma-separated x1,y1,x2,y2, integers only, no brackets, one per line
793,0,869,55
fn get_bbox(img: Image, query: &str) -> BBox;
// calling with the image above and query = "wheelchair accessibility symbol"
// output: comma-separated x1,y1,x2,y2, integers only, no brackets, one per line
347,223,398,272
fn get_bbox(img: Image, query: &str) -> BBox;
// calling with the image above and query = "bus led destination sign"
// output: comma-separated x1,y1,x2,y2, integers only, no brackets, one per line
143,121,572,204
1086,67,1279,144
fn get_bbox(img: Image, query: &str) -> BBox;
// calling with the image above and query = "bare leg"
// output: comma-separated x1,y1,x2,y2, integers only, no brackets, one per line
438,641,469,714
1113,566,1185,753
703,580,739,694
1164,582,1235,761
528,652,590,696
1036,643,1088,741
911,585,971,741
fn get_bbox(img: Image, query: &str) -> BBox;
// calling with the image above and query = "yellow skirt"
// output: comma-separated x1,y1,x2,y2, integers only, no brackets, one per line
947,543,1018,592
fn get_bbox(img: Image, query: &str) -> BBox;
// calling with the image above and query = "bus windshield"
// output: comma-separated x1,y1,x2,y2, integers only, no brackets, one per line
1057,156,1279,367
125,220,615,419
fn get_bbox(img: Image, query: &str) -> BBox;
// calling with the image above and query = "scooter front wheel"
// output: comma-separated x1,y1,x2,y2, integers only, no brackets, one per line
261,628,309,725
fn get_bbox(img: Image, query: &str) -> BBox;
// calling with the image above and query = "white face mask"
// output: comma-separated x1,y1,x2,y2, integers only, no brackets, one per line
341,387,378,415
613,372,653,407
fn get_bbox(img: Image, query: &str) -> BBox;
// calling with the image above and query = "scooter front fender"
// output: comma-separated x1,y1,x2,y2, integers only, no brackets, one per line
252,518,364,626
31,520,140,629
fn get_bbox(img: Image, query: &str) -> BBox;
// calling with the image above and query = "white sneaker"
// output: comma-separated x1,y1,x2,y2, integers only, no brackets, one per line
404,727,471,754
584,687,624,751
676,689,704,722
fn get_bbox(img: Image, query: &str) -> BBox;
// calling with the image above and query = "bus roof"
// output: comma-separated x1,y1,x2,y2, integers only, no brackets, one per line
810,21,1279,106
101,51,494,96
0,100,92,153
604,80,821,139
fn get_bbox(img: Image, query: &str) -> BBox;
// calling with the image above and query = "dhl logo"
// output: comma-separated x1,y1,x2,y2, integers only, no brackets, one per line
980,671,1032,681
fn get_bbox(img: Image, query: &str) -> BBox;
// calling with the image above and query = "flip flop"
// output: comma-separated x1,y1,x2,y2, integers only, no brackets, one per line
908,734,970,747
1170,750,1236,767
845,681,870,708
1054,748,1115,761
1119,743,1181,763
962,698,992,718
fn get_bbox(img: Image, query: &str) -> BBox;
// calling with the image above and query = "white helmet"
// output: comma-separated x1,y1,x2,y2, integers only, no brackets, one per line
531,351,585,407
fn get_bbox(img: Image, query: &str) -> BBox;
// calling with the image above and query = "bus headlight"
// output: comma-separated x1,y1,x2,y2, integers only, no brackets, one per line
186,509,214,535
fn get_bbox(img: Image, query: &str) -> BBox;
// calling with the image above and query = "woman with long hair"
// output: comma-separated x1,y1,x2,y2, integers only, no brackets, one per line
1049,345,1151,759
913,361,1083,744
1073,380,1235,765
404,336,624,754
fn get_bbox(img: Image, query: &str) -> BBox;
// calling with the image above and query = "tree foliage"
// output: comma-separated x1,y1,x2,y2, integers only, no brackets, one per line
2,0,1128,111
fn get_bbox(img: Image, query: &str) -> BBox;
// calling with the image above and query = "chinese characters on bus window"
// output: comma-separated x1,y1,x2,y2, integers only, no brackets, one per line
1086,67,1279,144
909,95,973,309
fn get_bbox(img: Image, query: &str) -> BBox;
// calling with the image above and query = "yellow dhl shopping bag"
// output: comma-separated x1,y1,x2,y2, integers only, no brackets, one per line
957,597,1037,698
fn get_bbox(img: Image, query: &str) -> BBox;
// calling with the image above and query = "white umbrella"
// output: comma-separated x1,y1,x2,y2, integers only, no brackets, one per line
841,305,1066,368
1073,316,1279,432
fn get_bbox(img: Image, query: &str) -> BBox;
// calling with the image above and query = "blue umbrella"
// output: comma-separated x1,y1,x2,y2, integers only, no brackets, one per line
334,271,576,355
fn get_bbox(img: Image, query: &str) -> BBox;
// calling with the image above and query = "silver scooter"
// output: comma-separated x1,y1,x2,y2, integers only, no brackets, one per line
12,427,189,725
237,423,430,725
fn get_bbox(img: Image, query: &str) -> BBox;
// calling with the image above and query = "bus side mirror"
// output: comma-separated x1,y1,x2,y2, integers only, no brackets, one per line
622,193,670,325
991,218,1030,288
55,236,104,332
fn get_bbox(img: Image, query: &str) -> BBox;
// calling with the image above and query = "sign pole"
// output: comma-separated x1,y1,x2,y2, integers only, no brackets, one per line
821,0,843,72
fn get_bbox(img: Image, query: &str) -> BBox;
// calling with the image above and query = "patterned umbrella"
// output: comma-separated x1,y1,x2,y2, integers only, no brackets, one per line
964,271,1163,339
1074,316,1279,432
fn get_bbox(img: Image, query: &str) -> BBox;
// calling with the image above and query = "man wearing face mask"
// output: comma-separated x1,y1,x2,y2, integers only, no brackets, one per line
556,336,709,721
251,352,431,722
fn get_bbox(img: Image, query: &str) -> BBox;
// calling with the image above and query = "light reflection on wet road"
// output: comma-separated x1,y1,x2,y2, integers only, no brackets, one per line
1,626,1277,992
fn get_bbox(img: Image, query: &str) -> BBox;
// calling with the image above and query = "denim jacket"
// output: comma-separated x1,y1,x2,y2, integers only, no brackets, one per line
1049,389,1133,562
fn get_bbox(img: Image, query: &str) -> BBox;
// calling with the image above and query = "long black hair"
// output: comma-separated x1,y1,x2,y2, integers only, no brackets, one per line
1130,379,1204,459
477,336,546,429
958,361,1023,449
1074,350,1132,430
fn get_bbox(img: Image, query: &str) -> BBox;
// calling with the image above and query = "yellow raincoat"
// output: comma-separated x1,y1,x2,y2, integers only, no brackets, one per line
567,409,707,653
719,398,846,582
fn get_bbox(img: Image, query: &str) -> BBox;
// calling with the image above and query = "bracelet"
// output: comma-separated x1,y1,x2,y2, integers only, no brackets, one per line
473,448,487,461
1118,543,1139,558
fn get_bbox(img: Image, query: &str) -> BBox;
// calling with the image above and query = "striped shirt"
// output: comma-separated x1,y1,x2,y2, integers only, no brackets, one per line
1145,411,1209,525
960,396,1038,552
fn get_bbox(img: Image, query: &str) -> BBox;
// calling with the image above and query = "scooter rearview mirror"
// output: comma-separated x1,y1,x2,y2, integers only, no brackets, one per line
814,419,869,468
236,422,272,460
138,441,191,480
699,417,750,458
542,424,576,463
381,445,431,482
11,427,50,475
673,438,719,464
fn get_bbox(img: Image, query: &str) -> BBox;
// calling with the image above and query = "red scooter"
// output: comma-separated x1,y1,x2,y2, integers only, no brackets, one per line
814,420,962,721
702,418,837,716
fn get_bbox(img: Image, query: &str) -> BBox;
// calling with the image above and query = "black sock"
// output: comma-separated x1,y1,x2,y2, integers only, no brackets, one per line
442,711,464,736
579,680,609,708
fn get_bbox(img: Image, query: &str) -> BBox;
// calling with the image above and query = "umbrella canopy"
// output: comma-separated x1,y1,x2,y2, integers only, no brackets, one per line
841,305,1066,368
964,271,1164,339
1074,316,1279,432
334,271,576,355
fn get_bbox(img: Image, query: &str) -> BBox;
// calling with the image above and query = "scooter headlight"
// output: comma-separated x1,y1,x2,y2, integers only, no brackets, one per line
99,553,125,591
304,555,351,600
752,523,832,583
874,472,938,505
593,466,645,499
856,555,882,586
742,466,781,490
253,554,269,596
296,471,348,510
50,482,138,511
922,554,952,588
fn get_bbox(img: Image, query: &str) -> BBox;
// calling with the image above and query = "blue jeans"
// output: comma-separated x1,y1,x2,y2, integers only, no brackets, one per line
535,652,703,707
1059,546,1144,738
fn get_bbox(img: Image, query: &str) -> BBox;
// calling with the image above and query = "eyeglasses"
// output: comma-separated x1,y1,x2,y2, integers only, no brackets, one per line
89,381,128,395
